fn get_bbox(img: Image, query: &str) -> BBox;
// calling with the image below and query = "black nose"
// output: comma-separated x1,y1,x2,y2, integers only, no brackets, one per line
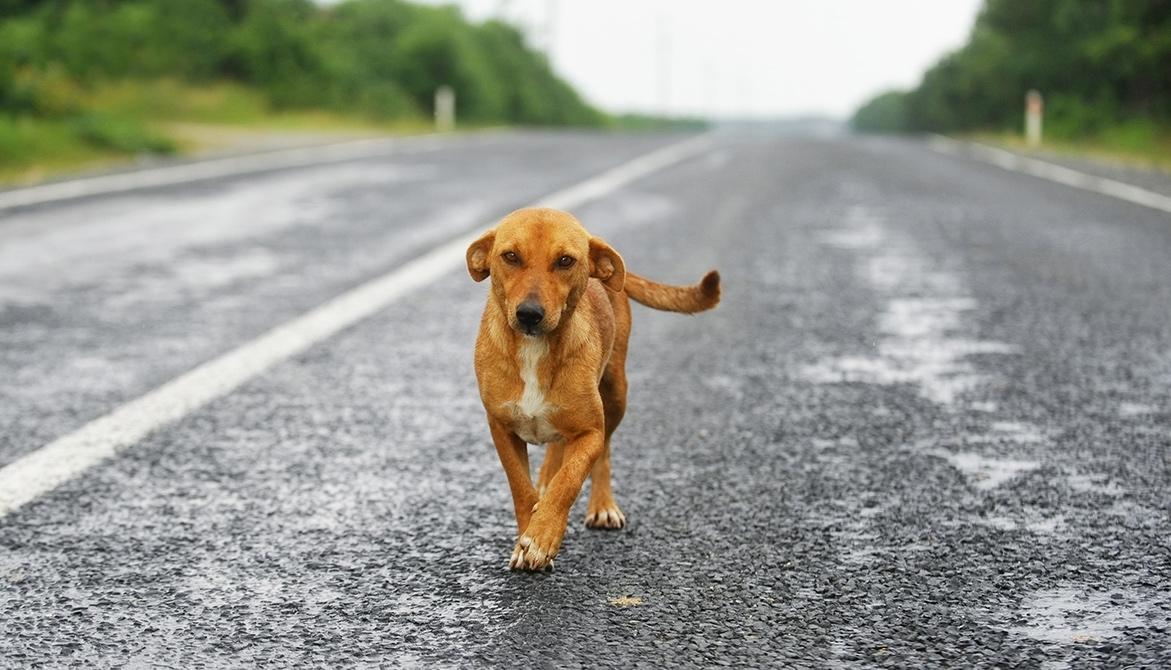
516,302,545,329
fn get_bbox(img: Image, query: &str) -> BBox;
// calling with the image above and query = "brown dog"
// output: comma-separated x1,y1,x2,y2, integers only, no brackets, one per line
466,207,720,571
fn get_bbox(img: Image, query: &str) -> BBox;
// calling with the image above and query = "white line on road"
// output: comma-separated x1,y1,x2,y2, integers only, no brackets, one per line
0,133,714,518
0,133,487,212
930,136,1171,215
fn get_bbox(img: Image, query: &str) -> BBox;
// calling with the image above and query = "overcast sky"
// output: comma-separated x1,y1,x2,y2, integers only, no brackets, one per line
410,0,985,120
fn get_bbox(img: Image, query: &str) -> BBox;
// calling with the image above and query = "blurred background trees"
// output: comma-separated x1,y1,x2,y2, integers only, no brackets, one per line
853,0,1171,148
0,0,605,124
0,0,605,173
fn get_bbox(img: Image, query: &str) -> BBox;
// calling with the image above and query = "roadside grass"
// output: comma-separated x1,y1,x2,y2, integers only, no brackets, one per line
974,121,1171,173
0,116,127,184
0,79,431,186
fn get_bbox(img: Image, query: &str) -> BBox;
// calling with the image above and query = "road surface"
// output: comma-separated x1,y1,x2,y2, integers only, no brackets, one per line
1,130,1169,668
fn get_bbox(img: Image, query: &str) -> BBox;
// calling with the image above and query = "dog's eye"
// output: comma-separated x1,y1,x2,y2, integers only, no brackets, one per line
502,251,519,265
557,255,576,269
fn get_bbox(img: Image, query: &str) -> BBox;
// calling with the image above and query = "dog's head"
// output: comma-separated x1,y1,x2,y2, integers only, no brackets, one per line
467,208,625,337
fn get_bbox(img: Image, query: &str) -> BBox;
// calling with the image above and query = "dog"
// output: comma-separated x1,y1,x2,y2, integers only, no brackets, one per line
466,207,720,571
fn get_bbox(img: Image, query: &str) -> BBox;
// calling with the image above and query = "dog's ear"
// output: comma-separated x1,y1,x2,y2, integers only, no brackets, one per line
466,229,496,282
588,236,626,292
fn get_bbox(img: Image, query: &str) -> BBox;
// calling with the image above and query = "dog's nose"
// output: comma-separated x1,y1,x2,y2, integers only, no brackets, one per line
516,302,545,329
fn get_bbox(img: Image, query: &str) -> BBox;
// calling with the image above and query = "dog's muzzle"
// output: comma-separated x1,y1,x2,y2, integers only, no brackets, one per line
515,302,545,335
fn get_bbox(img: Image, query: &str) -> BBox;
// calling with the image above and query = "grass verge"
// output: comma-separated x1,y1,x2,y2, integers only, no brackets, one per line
0,79,432,186
974,121,1171,173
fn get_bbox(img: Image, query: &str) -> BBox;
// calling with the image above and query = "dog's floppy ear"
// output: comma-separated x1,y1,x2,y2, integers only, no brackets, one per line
588,236,626,292
466,229,496,282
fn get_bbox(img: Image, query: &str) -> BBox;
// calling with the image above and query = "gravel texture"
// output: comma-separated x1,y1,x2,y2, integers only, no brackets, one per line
1,132,1169,668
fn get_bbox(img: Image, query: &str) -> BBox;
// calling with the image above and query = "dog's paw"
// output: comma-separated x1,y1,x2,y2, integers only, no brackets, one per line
585,504,626,529
509,534,557,572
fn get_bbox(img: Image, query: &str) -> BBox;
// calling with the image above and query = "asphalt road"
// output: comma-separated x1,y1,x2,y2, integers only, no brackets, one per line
1,130,1169,668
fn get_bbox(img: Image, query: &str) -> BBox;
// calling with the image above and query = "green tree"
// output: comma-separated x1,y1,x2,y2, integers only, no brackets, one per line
390,6,503,120
860,0,1171,136
0,0,606,126
851,90,910,132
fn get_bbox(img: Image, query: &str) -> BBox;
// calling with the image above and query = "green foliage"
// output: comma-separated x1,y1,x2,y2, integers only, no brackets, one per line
855,0,1171,138
611,114,708,132
0,113,157,182
851,90,911,133
0,115,78,167
84,79,269,125
314,0,419,119
472,20,605,126
68,112,176,154
0,0,606,147
391,7,504,120
223,0,323,108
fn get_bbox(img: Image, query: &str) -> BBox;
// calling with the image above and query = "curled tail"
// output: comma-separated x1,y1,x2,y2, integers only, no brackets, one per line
623,270,721,313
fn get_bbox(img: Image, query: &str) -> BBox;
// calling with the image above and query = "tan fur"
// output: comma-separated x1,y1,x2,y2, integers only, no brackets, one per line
467,207,720,571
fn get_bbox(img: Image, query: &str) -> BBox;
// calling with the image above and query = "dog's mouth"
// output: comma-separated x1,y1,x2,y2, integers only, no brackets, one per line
515,321,545,337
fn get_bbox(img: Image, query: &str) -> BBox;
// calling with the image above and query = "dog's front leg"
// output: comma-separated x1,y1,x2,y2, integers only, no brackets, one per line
511,428,604,571
489,419,538,536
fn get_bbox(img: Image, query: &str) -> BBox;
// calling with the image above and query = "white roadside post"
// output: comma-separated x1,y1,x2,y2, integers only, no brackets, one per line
435,85,455,133
1025,90,1043,149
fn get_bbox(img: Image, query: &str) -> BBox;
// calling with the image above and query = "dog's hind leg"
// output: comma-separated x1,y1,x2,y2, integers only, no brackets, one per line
585,358,628,529
536,440,565,497
585,439,626,529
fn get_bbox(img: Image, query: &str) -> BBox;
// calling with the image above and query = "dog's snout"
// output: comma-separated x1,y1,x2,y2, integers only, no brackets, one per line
515,302,545,330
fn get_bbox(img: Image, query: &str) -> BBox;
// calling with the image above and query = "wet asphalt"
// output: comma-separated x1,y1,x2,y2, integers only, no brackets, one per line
1,131,1170,668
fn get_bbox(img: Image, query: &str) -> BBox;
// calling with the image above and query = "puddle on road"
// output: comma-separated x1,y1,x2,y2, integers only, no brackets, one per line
939,451,1041,491
969,421,1048,444
1006,586,1156,648
805,205,1049,515
993,584,1171,670
1118,402,1158,417
975,512,1066,534
804,204,1171,664
1065,473,1126,497
805,206,1018,407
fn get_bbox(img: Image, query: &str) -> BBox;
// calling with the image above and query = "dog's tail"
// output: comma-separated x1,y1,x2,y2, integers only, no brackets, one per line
623,270,721,313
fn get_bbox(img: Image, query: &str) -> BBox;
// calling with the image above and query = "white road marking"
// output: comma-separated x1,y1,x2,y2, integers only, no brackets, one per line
0,134,713,517
930,136,1171,215
0,133,478,212
532,134,713,211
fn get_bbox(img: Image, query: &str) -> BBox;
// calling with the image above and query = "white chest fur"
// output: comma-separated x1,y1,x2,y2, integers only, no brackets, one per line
508,338,562,445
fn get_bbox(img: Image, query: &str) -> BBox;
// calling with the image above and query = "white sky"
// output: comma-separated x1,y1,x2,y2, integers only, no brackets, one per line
412,0,985,119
